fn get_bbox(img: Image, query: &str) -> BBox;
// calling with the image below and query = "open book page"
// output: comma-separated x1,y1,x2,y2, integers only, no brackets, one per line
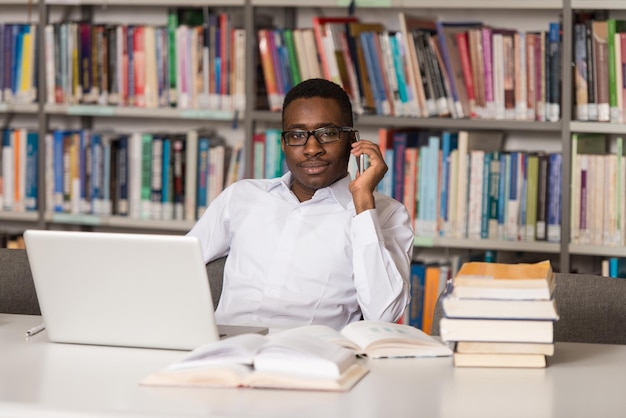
169,333,267,370
141,363,253,388
254,328,357,378
247,363,369,391
340,320,453,359
278,324,361,352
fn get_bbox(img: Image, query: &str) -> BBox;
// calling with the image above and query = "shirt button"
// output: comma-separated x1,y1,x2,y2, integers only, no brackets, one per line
281,247,287,252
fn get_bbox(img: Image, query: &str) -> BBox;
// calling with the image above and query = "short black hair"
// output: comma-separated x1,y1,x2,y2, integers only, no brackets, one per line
282,78,353,127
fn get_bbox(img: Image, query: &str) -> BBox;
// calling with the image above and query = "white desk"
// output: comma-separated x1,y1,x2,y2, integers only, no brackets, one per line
1,314,626,418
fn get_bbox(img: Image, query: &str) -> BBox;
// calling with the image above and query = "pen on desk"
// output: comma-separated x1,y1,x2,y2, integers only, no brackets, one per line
25,323,46,337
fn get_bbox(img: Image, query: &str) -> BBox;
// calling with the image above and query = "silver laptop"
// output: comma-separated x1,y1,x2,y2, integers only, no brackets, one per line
23,229,266,350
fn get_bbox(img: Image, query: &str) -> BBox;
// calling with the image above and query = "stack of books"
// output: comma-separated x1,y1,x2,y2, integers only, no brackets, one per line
439,260,559,368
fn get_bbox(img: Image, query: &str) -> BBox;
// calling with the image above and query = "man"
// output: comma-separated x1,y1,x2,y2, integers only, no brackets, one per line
188,78,413,330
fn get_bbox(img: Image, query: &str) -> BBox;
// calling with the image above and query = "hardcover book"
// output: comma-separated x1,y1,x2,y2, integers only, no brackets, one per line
141,328,367,392
451,260,555,300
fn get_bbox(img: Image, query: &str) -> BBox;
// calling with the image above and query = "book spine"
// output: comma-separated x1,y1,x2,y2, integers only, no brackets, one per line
360,32,384,115
585,20,598,121
456,31,477,118
525,154,539,241
116,135,129,216
196,137,209,218
128,132,142,219
258,29,281,112
408,263,425,330
436,22,463,118
219,13,231,110
167,10,177,106
535,153,550,241
467,150,484,240
1,129,12,210
574,23,589,121
594,21,610,122
526,32,537,120
480,151,491,239
184,130,198,221
425,135,440,237
515,31,528,120
482,27,495,119
150,135,163,220
547,22,561,122
503,33,515,120
90,134,102,215
492,33,505,120
498,152,509,239
161,137,172,220
608,19,619,122
412,31,435,117
172,137,184,221
534,31,545,121
78,130,90,214
487,151,500,239
392,132,407,202
51,130,65,212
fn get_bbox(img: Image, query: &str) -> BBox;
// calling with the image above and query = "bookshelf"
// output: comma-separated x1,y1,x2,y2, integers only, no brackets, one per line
1,0,625,273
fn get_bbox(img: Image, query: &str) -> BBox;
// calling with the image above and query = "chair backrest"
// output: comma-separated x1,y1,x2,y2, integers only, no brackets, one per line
431,273,626,345
0,248,41,315
206,256,226,309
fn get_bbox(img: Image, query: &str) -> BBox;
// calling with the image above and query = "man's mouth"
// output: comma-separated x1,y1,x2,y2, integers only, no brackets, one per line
300,162,329,175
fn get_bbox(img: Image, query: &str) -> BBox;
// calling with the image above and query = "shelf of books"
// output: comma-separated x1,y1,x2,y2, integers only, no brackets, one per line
44,212,194,232
41,13,247,116
44,104,237,121
253,111,563,132
573,1,626,9
45,0,245,6
415,237,560,254
570,122,626,134
0,211,39,222
42,128,243,226
0,104,38,114
252,0,563,9
570,244,626,257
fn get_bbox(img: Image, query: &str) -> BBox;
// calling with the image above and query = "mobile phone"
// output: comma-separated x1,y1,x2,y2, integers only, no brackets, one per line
353,130,365,175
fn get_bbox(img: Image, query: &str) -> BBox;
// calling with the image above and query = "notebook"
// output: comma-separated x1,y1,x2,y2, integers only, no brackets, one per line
23,230,267,350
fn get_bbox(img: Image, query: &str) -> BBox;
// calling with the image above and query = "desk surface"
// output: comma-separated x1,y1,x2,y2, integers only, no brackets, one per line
1,314,626,418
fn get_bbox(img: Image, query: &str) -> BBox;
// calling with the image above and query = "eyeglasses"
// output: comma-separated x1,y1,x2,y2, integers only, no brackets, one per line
281,126,356,146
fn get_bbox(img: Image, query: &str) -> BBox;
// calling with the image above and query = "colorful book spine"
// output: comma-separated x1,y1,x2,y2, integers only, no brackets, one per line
160,136,172,220
408,262,426,330
196,136,210,218
547,22,561,122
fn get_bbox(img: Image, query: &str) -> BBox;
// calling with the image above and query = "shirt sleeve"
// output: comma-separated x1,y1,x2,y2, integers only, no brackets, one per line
186,185,233,263
350,199,413,323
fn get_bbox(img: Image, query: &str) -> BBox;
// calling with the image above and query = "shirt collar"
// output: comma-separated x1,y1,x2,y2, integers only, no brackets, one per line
271,172,353,209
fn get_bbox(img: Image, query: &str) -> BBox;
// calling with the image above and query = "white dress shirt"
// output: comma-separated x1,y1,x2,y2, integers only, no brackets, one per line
187,172,414,330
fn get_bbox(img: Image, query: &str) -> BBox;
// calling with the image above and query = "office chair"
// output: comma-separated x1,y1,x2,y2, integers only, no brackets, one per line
0,248,41,315
431,272,626,345
206,256,226,309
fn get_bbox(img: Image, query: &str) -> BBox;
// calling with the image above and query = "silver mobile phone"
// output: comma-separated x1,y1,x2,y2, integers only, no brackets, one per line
354,130,365,175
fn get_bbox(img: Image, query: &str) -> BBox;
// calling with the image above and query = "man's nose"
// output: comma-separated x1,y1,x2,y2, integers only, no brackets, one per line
303,134,324,156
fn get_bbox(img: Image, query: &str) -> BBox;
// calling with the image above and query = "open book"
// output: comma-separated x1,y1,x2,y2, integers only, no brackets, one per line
141,327,368,392
295,320,453,359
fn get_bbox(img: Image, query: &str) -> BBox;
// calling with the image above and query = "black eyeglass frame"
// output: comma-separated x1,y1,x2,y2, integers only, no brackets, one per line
281,126,357,146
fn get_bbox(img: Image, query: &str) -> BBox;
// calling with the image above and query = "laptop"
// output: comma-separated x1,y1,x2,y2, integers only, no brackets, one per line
23,229,267,350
